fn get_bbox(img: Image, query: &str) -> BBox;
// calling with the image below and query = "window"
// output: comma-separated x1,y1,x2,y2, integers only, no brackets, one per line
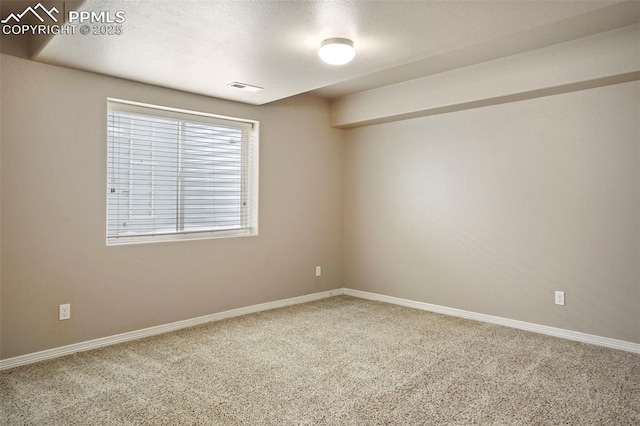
107,99,258,245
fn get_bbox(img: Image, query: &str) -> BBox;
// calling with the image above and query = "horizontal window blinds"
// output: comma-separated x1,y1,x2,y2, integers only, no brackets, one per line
107,100,257,244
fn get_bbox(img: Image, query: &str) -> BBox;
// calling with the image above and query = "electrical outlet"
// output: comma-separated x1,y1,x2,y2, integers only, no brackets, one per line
59,303,71,320
315,266,322,277
554,291,565,306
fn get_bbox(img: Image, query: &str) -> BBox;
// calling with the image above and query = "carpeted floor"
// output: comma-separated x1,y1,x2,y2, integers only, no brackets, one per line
1,295,639,425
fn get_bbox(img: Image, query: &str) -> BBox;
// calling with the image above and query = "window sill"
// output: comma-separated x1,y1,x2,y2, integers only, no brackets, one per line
106,228,258,246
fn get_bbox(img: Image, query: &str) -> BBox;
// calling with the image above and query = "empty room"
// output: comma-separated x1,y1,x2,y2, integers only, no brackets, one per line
1,0,639,424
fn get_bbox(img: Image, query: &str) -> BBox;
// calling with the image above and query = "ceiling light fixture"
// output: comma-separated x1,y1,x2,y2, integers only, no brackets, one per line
318,38,356,65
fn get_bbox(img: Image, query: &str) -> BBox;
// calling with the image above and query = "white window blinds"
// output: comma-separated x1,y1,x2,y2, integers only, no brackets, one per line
107,100,258,245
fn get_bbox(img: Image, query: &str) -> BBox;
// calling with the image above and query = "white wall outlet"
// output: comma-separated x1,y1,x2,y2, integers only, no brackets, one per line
59,303,71,320
315,266,322,277
555,291,565,306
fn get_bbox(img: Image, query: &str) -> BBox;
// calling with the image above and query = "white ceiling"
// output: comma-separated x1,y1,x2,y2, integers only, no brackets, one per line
33,0,638,105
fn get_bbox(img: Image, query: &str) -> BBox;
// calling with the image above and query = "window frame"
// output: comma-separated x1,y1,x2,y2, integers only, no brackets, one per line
106,98,259,246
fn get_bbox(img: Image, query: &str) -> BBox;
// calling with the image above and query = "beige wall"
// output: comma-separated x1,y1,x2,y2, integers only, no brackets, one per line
343,80,640,343
2,34,640,361
0,55,343,359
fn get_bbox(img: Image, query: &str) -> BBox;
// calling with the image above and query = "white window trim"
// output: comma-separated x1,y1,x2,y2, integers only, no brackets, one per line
106,98,259,246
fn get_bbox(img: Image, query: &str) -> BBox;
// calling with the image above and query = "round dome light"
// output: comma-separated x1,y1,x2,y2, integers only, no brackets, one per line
318,38,356,65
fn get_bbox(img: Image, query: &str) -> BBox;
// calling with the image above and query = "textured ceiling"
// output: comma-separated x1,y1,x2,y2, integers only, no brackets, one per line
31,0,636,105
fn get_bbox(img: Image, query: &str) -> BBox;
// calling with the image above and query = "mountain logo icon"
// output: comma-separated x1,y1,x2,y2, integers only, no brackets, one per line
1,2,59,24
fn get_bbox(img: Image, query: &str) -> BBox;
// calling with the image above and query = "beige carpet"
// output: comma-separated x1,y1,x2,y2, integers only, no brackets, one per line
1,295,639,425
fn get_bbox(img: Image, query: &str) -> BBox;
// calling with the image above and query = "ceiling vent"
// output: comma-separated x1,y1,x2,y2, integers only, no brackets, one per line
227,82,264,92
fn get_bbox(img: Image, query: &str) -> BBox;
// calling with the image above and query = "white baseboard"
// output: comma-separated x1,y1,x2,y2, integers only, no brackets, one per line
343,288,640,354
0,289,344,371
2,286,637,370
